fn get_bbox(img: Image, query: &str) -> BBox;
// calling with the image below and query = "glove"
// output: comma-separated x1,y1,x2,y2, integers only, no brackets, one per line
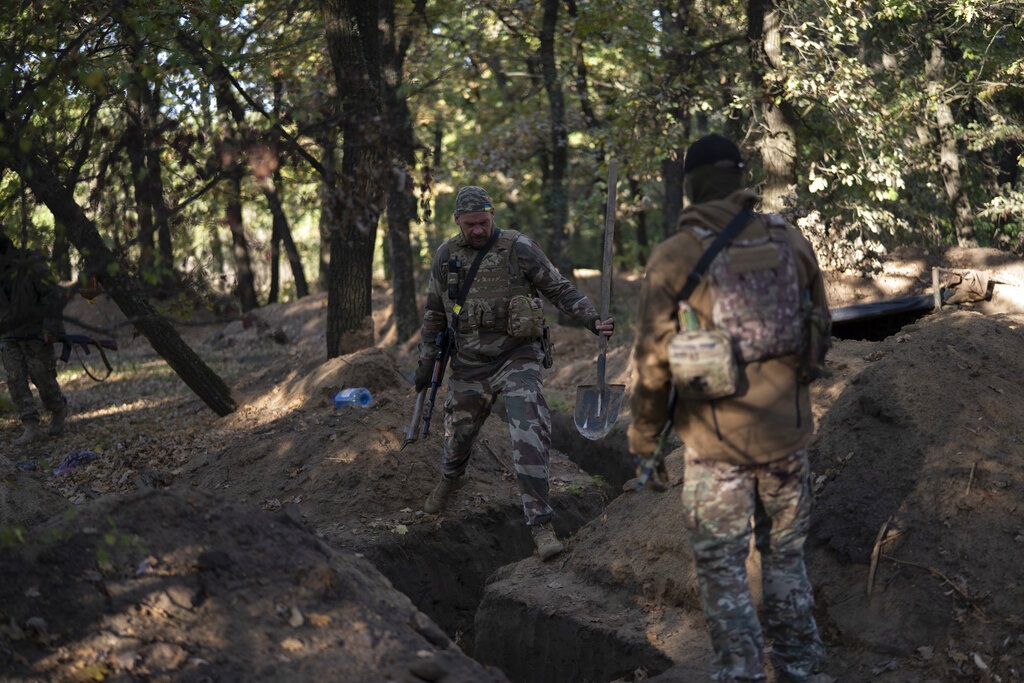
414,359,433,392
633,452,669,493
591,317,615,337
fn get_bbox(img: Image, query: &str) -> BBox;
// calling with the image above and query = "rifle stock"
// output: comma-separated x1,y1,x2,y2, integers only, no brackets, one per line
401,389,428,450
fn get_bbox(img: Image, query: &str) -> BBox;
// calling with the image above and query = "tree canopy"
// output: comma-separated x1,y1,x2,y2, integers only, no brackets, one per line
1,0,1021,386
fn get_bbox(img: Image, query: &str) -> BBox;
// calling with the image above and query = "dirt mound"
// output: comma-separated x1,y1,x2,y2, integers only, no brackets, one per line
472,305,1024,683
0,487,509,682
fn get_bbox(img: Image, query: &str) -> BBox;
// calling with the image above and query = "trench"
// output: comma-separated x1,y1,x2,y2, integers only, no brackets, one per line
355,410,633,682
362,299,929,682
830,294,938,341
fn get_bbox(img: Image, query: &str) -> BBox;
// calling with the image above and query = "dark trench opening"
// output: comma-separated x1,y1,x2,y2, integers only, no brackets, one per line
360,410,632,683
830,295,938,341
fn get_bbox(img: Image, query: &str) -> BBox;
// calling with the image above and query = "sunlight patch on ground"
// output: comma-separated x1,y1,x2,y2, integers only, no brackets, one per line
327,450,359,464
75,395,182,419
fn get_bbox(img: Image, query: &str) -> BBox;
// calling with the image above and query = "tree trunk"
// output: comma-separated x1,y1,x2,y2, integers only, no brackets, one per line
382,0,423,343
321,0,387,357
661,156,684,238
630,176,651,266
749,0,798,213
540,0,572,280
10,147,236,416
927,41,976,246
224,166,259,313
657,1,693,237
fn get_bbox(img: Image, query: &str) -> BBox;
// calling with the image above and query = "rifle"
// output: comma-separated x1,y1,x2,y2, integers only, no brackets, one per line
401,327,453,450
5,333,118,381
58,334,118,381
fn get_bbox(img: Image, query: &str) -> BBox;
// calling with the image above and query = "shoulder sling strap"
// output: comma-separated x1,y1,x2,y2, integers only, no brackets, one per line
451,228,502,328
676,207,754,303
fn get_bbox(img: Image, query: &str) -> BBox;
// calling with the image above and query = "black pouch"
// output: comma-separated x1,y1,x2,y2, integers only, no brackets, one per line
540,324,554,369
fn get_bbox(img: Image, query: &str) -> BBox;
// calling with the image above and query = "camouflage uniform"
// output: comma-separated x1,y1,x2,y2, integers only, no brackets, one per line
420,209,599,526
0,239,68,426
682,447,823,682
628,135,830,682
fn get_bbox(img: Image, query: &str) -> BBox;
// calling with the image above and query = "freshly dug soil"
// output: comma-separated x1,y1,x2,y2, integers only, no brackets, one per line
2,244,1024,682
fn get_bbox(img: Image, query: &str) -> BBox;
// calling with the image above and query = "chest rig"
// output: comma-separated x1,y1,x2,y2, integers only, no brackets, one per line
443,229,535,334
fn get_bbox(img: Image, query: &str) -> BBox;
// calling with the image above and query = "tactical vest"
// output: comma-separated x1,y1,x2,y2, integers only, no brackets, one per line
685,214,804,363
443,229,536,335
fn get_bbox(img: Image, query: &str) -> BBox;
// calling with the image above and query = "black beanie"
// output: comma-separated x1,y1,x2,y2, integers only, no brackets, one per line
683,134,744,174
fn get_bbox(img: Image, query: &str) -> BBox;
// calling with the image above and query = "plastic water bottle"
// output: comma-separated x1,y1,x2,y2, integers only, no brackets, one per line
333,387,373,409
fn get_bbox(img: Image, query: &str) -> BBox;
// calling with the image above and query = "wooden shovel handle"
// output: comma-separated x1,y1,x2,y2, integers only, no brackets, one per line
597,160,617,386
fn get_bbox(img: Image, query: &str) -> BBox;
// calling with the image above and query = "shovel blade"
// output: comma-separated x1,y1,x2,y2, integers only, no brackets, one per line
573,383,626,440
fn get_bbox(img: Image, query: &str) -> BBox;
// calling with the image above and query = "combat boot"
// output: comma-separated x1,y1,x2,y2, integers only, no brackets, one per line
13,422,43,446
531,523,564,561
423,476,457,514
48,402,70,436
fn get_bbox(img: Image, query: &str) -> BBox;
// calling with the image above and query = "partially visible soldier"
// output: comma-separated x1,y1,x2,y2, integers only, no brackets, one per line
628,134,832,682
0,227,70,445
415,185,614,561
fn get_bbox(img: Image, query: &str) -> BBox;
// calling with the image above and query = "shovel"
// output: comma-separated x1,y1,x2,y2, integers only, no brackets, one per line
574,159,626,440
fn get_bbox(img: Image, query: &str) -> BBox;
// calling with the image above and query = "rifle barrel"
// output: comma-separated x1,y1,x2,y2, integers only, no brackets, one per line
401,389,428,450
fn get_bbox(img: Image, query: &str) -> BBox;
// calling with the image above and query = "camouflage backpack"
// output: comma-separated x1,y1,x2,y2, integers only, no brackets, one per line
668,210,804,400
699,213,804,363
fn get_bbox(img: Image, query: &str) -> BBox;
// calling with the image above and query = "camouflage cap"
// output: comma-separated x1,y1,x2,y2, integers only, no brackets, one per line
454,186,493,216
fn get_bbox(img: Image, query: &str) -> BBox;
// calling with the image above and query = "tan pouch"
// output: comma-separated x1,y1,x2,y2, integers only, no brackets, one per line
507,295,545,338
668,327,738,399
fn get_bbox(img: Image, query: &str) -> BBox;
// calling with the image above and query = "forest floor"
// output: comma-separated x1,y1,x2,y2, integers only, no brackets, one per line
2,244,1024,683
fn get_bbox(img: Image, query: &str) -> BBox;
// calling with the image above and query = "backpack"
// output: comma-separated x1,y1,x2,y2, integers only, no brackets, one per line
701,214,804,363
668,210,805,400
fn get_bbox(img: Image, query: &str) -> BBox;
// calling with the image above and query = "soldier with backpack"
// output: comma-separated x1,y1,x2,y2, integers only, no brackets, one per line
628,134,832,682
0,227,70,445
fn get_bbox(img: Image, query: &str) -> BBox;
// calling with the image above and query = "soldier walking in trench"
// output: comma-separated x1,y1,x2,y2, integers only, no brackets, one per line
628,134,833,682
414,185,615,561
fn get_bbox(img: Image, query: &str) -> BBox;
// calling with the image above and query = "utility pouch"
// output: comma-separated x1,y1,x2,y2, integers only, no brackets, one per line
507,294,545,338
446,255,462,301
540,324,554,369
668,303,738,400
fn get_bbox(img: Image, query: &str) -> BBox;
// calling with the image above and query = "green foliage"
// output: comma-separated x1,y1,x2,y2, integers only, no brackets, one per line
1,0,1022,308
0,524,27,547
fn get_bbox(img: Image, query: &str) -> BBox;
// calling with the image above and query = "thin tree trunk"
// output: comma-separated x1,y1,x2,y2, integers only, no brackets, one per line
540,0,572,280
927,41,976,246
223,167,259,313
382,0,423,343
662,156,684,237
749,0,798,213
657,1,693,236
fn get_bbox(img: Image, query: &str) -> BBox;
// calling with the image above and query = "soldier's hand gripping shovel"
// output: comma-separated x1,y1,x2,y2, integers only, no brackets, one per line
574,160,625,440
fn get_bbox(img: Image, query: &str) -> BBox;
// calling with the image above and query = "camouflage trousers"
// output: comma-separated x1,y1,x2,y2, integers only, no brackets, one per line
681,447,824,683
1,339,66,423
442,356,552,526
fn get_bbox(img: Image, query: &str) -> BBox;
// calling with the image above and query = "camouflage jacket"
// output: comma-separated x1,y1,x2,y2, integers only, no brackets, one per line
420,228,599,378
0,246,66,339
628,189,830,465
